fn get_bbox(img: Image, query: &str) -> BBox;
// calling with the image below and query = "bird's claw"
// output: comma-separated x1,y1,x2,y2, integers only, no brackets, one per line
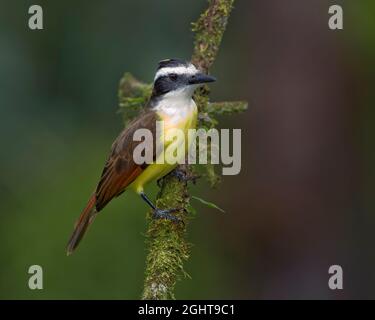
152,208,184,225
171,167,200,184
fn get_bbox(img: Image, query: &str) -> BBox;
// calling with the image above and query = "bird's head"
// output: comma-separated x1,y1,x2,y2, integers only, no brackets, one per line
151,59,216,99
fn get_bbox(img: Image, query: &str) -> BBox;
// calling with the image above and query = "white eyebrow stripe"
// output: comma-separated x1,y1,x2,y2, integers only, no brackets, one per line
154,65,197,81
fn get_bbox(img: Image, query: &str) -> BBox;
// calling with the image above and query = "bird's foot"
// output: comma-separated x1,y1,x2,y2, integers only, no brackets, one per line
170,166,200,184
152,208,184,224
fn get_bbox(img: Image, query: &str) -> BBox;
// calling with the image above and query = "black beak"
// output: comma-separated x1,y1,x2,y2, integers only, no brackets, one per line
188,73,216,85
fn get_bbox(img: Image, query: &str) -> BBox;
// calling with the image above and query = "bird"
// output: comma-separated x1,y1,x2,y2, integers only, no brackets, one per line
66,58,216,255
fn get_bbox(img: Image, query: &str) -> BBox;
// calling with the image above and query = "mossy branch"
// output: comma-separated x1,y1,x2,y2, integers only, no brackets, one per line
191,0,235,73
118,0,242,300
208,100,248,115
141,170,191,300
118,73,152,126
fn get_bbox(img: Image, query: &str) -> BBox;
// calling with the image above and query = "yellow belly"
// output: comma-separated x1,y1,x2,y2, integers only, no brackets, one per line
130,105,197,194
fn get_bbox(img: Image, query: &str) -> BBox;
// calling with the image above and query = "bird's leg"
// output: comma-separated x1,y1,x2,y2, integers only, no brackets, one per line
140,192,183,223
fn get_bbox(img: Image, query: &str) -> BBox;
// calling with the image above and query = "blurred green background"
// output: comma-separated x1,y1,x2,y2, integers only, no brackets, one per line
1,0,375,299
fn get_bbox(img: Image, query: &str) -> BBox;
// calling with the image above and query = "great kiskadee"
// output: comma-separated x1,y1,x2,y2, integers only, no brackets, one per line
66,59,216,255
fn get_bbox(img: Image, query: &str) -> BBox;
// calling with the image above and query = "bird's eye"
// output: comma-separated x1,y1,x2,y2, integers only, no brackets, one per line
169,73,178,81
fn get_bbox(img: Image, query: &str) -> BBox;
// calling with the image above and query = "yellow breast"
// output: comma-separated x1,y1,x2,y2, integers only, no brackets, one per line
130,102,197,194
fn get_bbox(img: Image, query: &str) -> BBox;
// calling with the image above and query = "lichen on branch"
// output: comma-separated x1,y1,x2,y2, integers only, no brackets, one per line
118,73,151,125
142,172,191,300
117,0,244,300
191,0,235,73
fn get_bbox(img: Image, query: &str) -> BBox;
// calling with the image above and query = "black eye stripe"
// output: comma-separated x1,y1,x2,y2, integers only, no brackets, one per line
152,73,190,97
169,73,178,81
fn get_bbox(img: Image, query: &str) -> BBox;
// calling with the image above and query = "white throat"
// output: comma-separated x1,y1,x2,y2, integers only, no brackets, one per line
153,85,198,119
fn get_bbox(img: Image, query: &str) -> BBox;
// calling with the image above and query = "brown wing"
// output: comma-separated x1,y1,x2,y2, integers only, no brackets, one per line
95,110,158,211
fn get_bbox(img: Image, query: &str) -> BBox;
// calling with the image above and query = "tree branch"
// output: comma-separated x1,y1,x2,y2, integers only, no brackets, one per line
141,0,235,300
207,100,248,115
119,0,237,300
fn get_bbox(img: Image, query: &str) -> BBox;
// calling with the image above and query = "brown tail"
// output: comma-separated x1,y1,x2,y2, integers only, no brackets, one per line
66,194,97,255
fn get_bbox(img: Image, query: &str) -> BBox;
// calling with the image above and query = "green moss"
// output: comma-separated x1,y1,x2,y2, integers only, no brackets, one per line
142,174,191,300
141,0,237,299
191,0,235,73
207,100,248,116
116,0,244,300
118,72,152,125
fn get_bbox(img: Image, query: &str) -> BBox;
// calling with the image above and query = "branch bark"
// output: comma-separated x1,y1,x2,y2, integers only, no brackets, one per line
115,0,237,300
141,0,235,300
